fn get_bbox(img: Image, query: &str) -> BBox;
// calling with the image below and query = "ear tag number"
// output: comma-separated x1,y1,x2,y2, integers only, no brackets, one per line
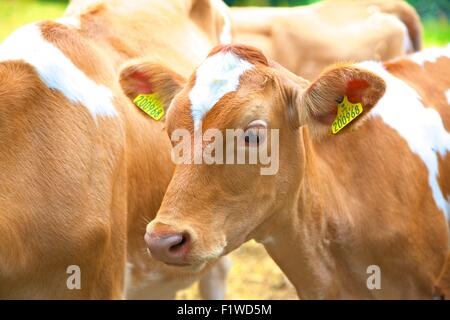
331,96,363,134
133,93,165,121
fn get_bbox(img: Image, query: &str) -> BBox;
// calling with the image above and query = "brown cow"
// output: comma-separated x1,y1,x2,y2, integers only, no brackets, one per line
136,44,450,299
0,0,232,299
231,0,422,80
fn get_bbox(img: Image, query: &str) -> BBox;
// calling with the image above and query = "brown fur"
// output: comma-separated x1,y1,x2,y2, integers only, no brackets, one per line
209,44,269,66
0,0,230,299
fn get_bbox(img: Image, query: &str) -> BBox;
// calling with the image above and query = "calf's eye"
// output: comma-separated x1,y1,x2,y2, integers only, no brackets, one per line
244,120,268,146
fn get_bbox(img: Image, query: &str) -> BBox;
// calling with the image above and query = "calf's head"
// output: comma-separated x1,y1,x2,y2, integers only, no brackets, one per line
120,45,386,268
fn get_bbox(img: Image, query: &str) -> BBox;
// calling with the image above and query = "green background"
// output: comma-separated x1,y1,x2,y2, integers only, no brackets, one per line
0,0,448,46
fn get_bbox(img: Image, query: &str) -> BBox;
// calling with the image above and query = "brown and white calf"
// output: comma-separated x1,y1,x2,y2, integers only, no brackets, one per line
0,0,232,299
231,0,422,80
138,44,450,299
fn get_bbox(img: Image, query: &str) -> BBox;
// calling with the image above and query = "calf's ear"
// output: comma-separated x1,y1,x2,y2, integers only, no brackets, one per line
119,60,186,114
297,64,386,139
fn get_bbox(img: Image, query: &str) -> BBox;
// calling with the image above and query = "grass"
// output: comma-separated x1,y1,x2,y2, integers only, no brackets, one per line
0,0,67,41
422,18,450,47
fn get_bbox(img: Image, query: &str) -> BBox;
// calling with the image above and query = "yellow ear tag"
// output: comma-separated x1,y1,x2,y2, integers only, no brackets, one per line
331,96,363,134
133,93,165,121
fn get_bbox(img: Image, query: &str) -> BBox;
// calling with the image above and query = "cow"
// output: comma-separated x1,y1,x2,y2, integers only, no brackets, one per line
0,0,232,299
137,43,450,299
231,0,423,80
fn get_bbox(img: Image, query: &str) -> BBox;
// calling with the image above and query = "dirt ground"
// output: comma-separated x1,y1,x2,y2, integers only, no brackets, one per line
176,240,298,300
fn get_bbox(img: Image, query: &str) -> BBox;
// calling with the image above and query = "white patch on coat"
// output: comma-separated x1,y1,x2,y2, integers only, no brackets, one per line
358,60,450,220
408,44,450,66
211,0,232,44
190,51,253,129
0,23,117,119
445,89,450,105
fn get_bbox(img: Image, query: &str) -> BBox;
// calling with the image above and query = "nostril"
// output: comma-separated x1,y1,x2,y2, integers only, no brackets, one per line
169,232,191,253
145,230,191,265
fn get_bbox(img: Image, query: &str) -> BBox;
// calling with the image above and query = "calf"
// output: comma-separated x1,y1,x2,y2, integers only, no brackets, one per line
0,0,232,299
140,44,450,299
232,0,422,80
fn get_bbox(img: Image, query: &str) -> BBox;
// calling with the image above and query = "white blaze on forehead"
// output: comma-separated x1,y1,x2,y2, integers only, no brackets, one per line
359,61,450,220
189,51,253,129
211,0,232,44
0,23,117,119
408,44,450,66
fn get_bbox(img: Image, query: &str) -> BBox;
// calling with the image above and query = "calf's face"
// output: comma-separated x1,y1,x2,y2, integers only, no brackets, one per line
120,45,386,268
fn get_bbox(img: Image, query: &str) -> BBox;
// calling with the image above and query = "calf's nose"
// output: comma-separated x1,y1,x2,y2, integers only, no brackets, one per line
145,231,191,266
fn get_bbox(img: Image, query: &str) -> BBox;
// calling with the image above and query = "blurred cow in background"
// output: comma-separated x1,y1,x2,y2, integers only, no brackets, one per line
0,0,232,299
231,0,422,80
